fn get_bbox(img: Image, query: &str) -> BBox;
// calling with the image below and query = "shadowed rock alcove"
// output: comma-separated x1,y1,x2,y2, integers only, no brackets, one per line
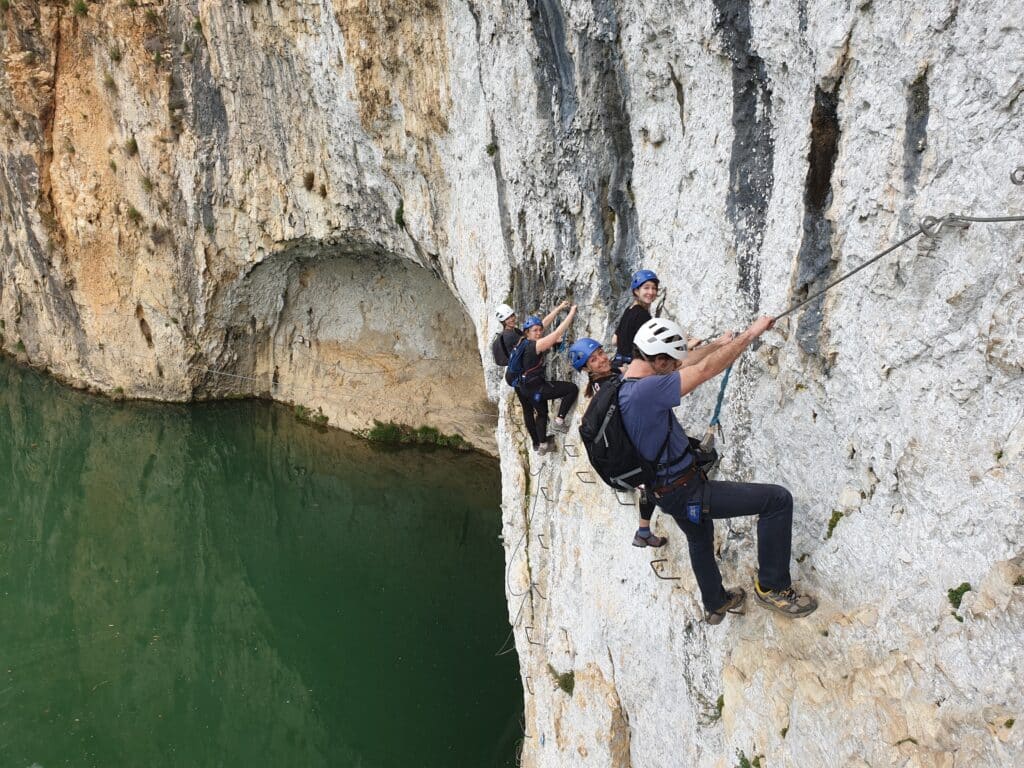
206,242,496,453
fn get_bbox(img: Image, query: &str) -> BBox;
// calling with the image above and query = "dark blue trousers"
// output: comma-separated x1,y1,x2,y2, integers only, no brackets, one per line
655,478,793,612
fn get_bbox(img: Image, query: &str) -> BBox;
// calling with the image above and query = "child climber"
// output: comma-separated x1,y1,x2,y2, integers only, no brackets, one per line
569,337,667,548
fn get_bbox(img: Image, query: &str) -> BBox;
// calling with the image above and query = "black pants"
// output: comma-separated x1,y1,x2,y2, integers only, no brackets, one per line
520,380,578,445
515,387,541,447
656,477,793,612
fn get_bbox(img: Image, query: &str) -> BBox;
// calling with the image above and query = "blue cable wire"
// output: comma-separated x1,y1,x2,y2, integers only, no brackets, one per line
709,365,732,427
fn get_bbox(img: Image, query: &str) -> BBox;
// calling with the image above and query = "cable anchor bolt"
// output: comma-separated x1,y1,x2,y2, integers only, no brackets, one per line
1011,166,1024,186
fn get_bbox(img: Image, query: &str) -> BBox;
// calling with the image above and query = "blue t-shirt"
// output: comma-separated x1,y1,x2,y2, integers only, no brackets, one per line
619,372,693,482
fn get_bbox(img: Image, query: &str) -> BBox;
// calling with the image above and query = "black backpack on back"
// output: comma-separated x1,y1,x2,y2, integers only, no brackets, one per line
579,376,678,490
491,332,512,366
504,339,543,388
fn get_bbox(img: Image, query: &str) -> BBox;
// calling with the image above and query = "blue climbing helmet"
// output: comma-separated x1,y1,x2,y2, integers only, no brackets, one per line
568,338,602,371
630,269,660,292
522,315,542,331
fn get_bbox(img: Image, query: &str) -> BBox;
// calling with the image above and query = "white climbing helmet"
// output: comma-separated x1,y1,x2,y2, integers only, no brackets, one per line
634,317,688,360
495,303,516,323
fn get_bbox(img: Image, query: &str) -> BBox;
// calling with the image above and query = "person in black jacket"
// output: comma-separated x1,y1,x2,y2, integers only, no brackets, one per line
612,269,660,364
492,303,522,366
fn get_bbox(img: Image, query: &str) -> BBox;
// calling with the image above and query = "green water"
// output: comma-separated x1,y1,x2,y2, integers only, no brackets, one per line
0,357,521,767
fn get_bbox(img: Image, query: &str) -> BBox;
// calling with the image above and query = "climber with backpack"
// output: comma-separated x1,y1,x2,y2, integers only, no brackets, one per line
582,316,817,625
490,303,523,367
509,303,579,454
569,337,666,549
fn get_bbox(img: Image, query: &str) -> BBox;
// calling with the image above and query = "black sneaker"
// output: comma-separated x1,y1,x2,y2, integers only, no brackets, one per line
706,588,746,625
753,579,818,618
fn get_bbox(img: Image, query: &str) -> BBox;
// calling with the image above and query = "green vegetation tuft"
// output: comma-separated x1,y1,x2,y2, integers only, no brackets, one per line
103,73,117,93
947,582,971,611
126,206,142,224
1015,576,1024,587
1,1,11,13
294,404,329,427
193,19,202,33
141,176,154,193
1005,718,1015,729
826,510,843,539
125,136,138,156
895,736,919,746
359,420,470,451
994,449,1003,461
485,142,498,156
394,199,405,228
547,664,575,696
144,9,159,25
126,0,138,8
715,694,724,719
780,726,788,738
109,159,117,172
109,45,122,63
735,750,764,768
73,1,88,18
16,340,25,353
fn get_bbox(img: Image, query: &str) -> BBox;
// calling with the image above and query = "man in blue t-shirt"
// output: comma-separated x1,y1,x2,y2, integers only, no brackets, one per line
619,317,817,625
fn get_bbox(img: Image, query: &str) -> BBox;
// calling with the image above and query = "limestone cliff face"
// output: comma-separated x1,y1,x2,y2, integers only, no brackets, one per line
2,1,1023,766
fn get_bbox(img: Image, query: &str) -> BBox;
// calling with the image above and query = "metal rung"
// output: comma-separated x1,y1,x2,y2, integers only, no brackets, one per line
650,558,681,581
525,676,534,695
575,471,596,484
538,533,549,550
525,626,543,645
531,583,547,600
539,486,554,502
615,490,635,506
563,443,579,458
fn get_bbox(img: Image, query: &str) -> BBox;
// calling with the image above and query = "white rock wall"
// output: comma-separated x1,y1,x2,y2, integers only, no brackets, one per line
1,1,1022,765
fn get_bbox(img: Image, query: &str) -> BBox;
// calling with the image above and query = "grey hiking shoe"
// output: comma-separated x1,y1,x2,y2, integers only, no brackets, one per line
631,532,668,548
706,588,746,626
537,438,556,455
552,418,570,433
753,579,818,618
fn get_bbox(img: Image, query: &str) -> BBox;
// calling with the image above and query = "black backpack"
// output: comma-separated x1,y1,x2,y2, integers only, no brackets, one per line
504,339,544,388
579,376,687,490
491,333,510,366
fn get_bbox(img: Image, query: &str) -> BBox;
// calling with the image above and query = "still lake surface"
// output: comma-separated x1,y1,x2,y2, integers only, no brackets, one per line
0,357,521,767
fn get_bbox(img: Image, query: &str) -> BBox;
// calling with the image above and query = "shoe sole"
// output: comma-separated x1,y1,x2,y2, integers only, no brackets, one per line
631,538,667,548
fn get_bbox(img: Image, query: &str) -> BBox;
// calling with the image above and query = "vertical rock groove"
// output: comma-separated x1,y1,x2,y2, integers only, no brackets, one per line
903,68,930,194
794,83,842,358
526,0,579,130
522,0,638,310
713,0,775,315
583,0,639,299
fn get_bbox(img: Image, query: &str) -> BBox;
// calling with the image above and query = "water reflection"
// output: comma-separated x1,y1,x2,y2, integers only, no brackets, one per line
0,360,520,767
